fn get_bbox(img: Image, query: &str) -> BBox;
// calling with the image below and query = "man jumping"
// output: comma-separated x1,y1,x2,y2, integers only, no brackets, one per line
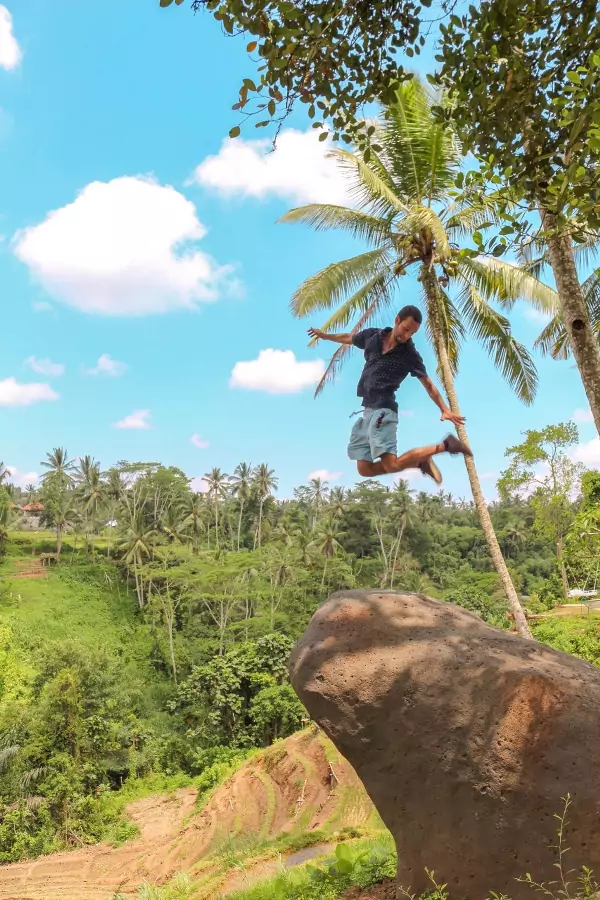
309,305,472,485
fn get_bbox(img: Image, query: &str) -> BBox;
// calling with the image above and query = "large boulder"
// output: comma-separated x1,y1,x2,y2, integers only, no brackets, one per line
289,590,600,899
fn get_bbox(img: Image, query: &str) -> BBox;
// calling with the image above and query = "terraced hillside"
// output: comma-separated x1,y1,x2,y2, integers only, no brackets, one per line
0,728,382,900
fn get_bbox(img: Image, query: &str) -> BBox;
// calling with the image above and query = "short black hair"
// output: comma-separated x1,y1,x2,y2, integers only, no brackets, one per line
396,305,423,324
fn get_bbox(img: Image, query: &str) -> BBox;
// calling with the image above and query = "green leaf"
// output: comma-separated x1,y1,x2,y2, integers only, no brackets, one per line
567,71,581,84
318,132,328,142
229,126,241,138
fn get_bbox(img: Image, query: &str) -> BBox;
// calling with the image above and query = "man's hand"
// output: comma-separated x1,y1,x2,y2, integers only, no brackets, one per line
308,327,327,341
441,408,466,427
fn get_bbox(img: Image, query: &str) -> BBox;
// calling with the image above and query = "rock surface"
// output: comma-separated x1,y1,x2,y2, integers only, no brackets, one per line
289,590,600,899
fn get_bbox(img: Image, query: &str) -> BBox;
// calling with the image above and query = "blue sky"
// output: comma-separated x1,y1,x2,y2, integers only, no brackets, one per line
0,1,595,500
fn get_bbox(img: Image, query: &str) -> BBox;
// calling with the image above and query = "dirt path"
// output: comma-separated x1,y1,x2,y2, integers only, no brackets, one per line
0,729,376,900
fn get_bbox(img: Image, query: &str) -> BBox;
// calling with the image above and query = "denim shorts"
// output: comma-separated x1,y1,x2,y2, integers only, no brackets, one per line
347,407,398,462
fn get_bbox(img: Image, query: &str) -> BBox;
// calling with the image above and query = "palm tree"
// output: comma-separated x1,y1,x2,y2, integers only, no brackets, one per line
308,516,346,585
253,463,278,550
75,455,97,485
279,78,554,639
181,492,207,554
306,476,329,529
44,492,77,556
24,483,38,503
41,448,75,489
118,512,156,609
328,486,348,520
0,462,11,487
203,467,229,550
503,522,527,559
78,463,105,555
230,462,253,551
160,502,187,544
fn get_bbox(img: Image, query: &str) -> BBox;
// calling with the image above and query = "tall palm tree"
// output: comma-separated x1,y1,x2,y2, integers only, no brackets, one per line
45,492,77,556
306,476,329,529
308,516,346,585
75,455,97,485
41,448,75,489
230,462,254,551
253,463,278,550
328,486,348,520
0,463,11,487
181,492,207,554
279,78,555,639
77,463,105,555
118,512,156,609
203,467,229,550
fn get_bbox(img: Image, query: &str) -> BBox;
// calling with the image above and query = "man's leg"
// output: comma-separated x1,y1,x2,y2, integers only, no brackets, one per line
379,440,446,474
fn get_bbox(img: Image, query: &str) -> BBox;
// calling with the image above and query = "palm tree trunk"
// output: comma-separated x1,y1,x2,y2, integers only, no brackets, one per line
541,209,600,435
422,268,533,639
257,499,264,550
237,499,244,552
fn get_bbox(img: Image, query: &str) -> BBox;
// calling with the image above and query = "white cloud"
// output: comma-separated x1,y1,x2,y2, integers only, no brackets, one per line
190,433,209,449
524,307,551,324
113,409,151,430
190,476,209,493
32,300,53,312
190,128,351,205
25,356,65,377
6,466,39,488
85,353,127,377
572,437,600,466
308,469,341,482
0,377,58,407
230,349,324,394
0,7,21,71
572,408,594,424
480,472,496,480
13,176,237,316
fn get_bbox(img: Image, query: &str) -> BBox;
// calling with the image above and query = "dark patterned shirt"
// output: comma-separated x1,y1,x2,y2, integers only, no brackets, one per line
352,327,427,413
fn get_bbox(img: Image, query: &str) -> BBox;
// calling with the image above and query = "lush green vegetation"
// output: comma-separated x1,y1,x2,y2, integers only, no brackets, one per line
0,421,595,868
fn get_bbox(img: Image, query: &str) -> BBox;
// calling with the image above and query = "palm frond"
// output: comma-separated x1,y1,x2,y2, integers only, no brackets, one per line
460,256,559,314
533,312,570,359
382,77,460,205
314,281,395,398
0,745,19,774
279,204,392,246
572,232,600,271
330,148,408,218
289,247,391,318
315,269,397,334
534,266,600,358
457,285,538,404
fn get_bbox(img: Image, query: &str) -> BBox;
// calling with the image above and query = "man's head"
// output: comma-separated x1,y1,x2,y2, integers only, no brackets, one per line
393,305,423,343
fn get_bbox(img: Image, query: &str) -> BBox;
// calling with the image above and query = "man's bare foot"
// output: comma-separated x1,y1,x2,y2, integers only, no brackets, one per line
419,457,443,484
443,434,473,457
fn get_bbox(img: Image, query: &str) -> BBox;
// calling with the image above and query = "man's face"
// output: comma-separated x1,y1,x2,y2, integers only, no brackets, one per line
394,315,420,343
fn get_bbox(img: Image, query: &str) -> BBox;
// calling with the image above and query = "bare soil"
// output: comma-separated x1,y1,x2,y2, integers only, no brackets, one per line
0,728,375,900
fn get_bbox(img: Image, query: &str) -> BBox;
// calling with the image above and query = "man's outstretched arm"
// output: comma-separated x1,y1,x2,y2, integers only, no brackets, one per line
308,327,353,345
419,376,466,427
